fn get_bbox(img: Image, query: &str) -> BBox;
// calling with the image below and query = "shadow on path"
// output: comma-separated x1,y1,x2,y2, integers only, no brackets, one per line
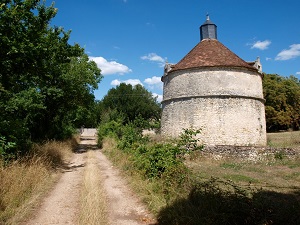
75,135,98,153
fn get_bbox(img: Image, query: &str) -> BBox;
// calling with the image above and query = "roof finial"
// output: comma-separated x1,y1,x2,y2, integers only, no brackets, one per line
200,13,217,40
206,12,210,20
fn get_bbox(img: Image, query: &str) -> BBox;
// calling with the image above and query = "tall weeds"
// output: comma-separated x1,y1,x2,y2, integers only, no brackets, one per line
0,138,76,225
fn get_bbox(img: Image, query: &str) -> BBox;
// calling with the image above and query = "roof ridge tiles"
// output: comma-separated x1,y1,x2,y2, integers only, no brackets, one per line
171,39,257,72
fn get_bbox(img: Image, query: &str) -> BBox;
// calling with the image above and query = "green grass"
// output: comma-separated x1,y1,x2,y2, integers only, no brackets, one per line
189,155,300,193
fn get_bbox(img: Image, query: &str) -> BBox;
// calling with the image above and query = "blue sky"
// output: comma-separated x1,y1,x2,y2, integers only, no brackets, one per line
51,0,300,101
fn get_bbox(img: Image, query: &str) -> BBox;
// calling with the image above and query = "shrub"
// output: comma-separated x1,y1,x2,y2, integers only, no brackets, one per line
0,136,16,164
133,143,182,179
97,119,123,148
117,124,144,150
177,127,203,155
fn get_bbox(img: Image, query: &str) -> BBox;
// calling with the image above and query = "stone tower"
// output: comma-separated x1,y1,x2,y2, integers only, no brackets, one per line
161,15,266,146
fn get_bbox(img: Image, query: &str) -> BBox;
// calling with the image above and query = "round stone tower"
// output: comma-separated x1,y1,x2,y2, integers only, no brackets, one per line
161,15,267,146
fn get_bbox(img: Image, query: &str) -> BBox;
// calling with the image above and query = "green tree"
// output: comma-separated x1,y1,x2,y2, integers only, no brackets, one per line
100,83,161,128
0,0,102,156
263,74,300,131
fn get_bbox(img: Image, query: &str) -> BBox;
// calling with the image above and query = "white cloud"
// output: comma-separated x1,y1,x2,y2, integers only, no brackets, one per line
141,53,165,63
275,44,300,61
110,79,143,87
89,56,132,75
251,40,271,50
266,57,272,61
144,76,161,85
152,93,163,103
111,79,121,86
296,72,300,75
144,76,163,90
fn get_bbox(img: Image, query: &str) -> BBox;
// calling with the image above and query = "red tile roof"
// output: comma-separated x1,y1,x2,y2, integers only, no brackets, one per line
171,39,257,72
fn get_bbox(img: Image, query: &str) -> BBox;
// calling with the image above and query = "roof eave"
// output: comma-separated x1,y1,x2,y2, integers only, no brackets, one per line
168,65,260,74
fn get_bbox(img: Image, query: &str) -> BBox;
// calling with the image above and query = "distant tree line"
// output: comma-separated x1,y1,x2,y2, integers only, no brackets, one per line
263,74,300,132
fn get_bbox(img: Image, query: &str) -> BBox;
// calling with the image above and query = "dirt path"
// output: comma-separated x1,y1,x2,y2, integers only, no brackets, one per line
24,152,85,225
24,129,155,225
96,149,154,225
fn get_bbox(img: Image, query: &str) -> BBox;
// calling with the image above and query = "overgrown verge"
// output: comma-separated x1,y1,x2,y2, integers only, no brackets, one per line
98,121,300,225
98,121,203,211
0,137,77,225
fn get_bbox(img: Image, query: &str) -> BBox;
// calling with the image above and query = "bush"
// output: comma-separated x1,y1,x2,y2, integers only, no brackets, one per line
97,119,123,148
100,126,203,180
117,124,148,151
0,136,16,164
177,127,203,154
133,143,182,179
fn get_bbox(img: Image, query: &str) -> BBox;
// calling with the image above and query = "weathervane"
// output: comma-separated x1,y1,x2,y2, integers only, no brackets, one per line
206,12,210,20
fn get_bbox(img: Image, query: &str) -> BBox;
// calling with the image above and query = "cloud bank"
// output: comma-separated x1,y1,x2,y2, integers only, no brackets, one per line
141,53,165,62
89,56,132,75
141,53,166,67
251,40,271,50
275,44,300,60
111,79,143,86
144,76,163,89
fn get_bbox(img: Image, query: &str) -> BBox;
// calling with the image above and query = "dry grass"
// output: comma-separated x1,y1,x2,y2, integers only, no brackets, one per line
0,138,76,225
187,131,300,192
79,150,108,225
187,155,300,193
102,138,167,214
267,130,300,148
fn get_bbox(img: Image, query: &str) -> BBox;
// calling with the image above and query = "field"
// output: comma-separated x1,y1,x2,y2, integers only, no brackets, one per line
188,131,300,192
267,130,300,148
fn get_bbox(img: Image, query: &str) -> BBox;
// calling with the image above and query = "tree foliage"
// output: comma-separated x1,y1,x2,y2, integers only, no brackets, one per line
100,83,161,127
0,0,102,157
263,74,300,131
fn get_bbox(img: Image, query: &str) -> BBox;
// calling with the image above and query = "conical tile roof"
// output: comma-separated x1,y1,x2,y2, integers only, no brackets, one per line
171,39,256,72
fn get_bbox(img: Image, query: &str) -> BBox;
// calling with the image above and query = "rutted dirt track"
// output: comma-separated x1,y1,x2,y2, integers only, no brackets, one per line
25,129,155,225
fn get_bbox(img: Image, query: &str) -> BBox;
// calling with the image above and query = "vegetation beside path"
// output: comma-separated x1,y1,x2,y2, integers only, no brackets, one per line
0,137,76,225
99,122,300,225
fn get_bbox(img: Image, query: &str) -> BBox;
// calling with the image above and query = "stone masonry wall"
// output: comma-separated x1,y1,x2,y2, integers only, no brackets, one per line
162,67,263,101
161,67,267,146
